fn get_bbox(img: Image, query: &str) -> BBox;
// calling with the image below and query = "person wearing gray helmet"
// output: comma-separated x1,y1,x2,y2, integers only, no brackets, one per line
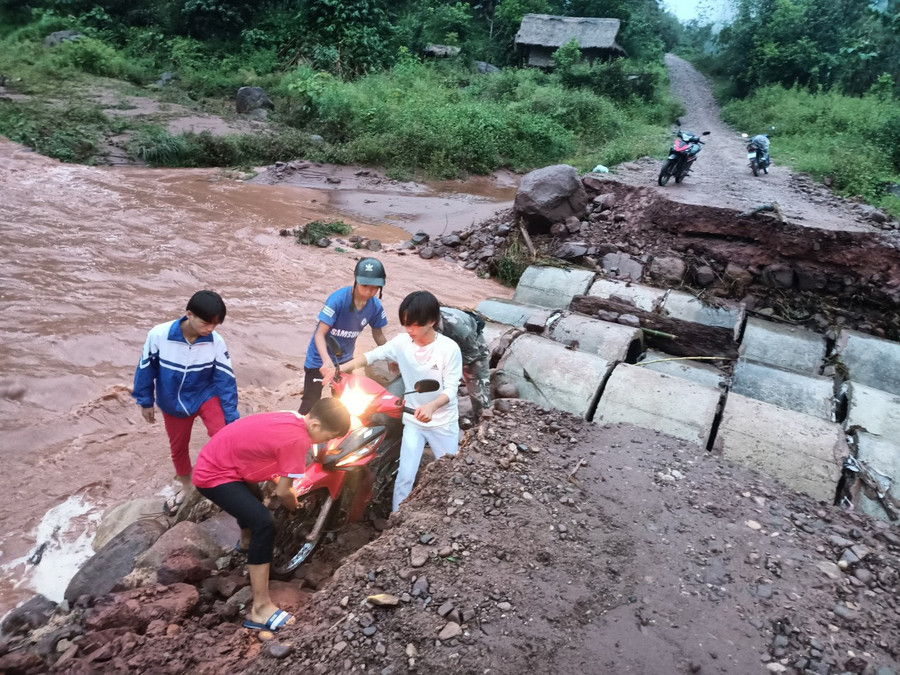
298,257,388,414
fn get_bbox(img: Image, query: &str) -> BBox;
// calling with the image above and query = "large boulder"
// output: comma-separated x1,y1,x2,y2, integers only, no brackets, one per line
64,518,166,604
236,86,274,114
0,594,57,637
513,165,589,234
93,498,163,551
133,520,223,572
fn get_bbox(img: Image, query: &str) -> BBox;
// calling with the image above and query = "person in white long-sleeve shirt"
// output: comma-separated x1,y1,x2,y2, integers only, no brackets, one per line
338,291,462,511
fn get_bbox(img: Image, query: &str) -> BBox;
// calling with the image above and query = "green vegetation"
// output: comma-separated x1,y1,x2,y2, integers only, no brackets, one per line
681,0,900,215
295,220,354,245
722,86,900,215
0,0,681,177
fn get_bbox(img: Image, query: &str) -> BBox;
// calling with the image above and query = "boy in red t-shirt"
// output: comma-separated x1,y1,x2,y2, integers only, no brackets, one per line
193,398,350,632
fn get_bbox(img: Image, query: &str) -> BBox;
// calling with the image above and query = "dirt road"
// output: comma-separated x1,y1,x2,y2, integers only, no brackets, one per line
616,54,880,233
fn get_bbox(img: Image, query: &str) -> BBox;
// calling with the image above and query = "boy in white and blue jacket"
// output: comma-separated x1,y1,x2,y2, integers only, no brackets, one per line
132,290,239,514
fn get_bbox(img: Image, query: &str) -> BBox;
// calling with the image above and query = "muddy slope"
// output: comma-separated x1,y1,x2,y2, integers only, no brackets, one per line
10,403,898,675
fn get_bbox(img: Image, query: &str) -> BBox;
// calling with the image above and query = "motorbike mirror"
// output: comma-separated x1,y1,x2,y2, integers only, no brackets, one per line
325,335,343,362
702,131,711,136
406,379,440,395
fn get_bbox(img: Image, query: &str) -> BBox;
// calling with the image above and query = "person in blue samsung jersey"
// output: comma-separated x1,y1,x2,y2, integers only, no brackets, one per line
298,258,388,414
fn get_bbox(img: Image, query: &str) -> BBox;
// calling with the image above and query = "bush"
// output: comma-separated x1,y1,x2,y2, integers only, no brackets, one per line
53,36,127,77
295,220,353,245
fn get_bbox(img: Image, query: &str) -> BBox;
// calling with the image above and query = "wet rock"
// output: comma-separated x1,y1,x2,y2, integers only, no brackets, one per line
316,237,331,248
65,518,166,604
418,246,435,260
44,30,81,47
554,242,588,259
409,546,429,568
366,596,400,607
156,551,216,585
93,498,164,551
85,583,200,632
649,256,686,284
761,264,795,289
514,165,590,234
442,234,462,247
695,265,717,287
235,86,274,114
495,383,519,399
438,622,462,640
134,520,222,572
269,643,294,659
411,576,429,597
0,594,57,637
366,239,382,251
602,252,642,281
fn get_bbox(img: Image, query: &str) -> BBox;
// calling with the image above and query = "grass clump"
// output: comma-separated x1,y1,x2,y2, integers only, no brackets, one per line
722,85,900,217
294,220,353,245
495,235,531,287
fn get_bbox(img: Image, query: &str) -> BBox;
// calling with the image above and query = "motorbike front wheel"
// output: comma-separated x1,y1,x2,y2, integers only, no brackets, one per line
657,159,674,186
271,489,332,577
750,159,759,177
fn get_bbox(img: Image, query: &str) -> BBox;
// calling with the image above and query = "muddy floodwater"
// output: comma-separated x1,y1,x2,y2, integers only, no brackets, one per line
0,139,514,617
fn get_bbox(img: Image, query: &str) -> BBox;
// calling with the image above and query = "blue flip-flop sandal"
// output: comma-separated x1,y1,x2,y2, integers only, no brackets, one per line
243,608,294,632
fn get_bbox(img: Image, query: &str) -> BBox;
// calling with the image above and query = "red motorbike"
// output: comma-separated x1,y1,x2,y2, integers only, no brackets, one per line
270,343,437,576
658,129,710,186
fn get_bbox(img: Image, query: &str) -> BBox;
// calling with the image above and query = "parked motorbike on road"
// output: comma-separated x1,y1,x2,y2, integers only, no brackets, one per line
741,129,773,177
658,130,710,186
269,339,438,576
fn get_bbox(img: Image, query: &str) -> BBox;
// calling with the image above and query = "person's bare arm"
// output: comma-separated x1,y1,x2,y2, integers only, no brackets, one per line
415,394,449,423
312,322,336,382
339,354,368,373
274,476,299,511
371,326,387,346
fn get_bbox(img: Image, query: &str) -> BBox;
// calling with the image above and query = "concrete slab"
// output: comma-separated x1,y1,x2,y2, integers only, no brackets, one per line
548,314,643,363
494,334,612,418
586,278,664,312
593,363,721,447
845,382,900,438
661,290,744,333
476,298,551,327
853,431,900,523
636,350,726,389
739,317,827,375
730,358,835,420
836,329,900,397
512,266,595,310
714,393,846,503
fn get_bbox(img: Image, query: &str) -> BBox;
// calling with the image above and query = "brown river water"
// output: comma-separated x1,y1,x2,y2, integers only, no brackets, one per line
0,139,515,617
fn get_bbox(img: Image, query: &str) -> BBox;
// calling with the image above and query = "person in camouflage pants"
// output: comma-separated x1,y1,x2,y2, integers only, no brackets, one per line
438,307,491,420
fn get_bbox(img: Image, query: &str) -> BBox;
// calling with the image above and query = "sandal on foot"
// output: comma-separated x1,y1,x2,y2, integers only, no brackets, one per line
163,492,185,517
243,609,294,632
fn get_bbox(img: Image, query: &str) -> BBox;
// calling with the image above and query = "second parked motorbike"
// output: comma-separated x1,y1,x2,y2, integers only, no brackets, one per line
741,130,773,177
658,130,710,186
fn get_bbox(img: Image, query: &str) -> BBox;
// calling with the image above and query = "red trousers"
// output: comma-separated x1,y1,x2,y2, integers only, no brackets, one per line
162,396,226,477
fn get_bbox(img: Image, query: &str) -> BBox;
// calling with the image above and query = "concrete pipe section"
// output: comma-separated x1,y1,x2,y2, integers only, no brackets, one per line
587,278,665,311
660,290,744,335
730,358,836,421
593,363,722,447
636,350,727,389
713,393,846,503
494,333,612,418
476,298,556,329
512,265,595,310
845,382,900,438
835,328,900,397
739,317,827,375
547,313,644,363
851,431,900,523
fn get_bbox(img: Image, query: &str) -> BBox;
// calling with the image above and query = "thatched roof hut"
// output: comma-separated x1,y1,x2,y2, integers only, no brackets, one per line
514,14,626,67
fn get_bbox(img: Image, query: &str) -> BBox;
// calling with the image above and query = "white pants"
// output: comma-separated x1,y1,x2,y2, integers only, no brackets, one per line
393,420,459,512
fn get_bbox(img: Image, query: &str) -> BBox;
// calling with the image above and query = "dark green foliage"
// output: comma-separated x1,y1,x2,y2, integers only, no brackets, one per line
0,99,113,162
295,220,353,245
